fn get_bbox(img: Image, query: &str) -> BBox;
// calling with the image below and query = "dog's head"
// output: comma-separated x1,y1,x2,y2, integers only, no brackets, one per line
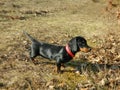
68,36,91,53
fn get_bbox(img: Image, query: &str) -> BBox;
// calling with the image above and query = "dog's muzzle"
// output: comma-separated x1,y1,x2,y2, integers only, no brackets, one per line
80,46,91,52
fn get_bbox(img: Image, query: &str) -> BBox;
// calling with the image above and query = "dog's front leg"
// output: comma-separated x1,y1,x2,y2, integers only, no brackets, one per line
56,59,63,73
57,63,62,73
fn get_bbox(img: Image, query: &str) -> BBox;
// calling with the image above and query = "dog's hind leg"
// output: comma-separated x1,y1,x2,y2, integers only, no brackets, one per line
29,46,38,64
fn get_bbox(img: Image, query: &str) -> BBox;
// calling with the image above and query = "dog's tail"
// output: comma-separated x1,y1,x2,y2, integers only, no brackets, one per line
23,31,37,42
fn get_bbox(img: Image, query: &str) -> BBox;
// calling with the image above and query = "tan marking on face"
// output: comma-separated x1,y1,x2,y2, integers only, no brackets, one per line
80,47,91,52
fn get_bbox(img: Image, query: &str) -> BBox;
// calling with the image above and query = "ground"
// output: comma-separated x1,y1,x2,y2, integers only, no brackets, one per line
0,0,120,90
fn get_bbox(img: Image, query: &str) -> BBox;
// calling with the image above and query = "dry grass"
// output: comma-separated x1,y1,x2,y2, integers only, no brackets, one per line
0,0,120,89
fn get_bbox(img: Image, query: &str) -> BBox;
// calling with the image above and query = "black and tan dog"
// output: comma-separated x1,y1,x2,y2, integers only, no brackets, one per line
24,32,91,73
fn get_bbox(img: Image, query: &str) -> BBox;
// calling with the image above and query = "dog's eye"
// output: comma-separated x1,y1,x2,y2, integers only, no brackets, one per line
82,41,85,43
82,43,85,45
82,40,86,44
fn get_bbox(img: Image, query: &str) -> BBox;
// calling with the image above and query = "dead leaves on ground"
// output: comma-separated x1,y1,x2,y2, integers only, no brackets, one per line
76,33,120,90
0,32,120,89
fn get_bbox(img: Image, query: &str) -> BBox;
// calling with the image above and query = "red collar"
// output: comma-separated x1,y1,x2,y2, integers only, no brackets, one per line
65,44,75,58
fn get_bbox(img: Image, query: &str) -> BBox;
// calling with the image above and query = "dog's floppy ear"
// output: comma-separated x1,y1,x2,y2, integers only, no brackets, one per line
68,37,78,52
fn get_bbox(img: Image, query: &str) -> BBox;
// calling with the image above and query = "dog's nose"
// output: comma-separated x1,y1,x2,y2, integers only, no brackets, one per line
88,47,91,51
90,48,91,51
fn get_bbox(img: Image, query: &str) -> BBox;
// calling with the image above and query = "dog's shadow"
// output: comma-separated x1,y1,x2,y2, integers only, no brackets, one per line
32,58,120,74
65,60,120,74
